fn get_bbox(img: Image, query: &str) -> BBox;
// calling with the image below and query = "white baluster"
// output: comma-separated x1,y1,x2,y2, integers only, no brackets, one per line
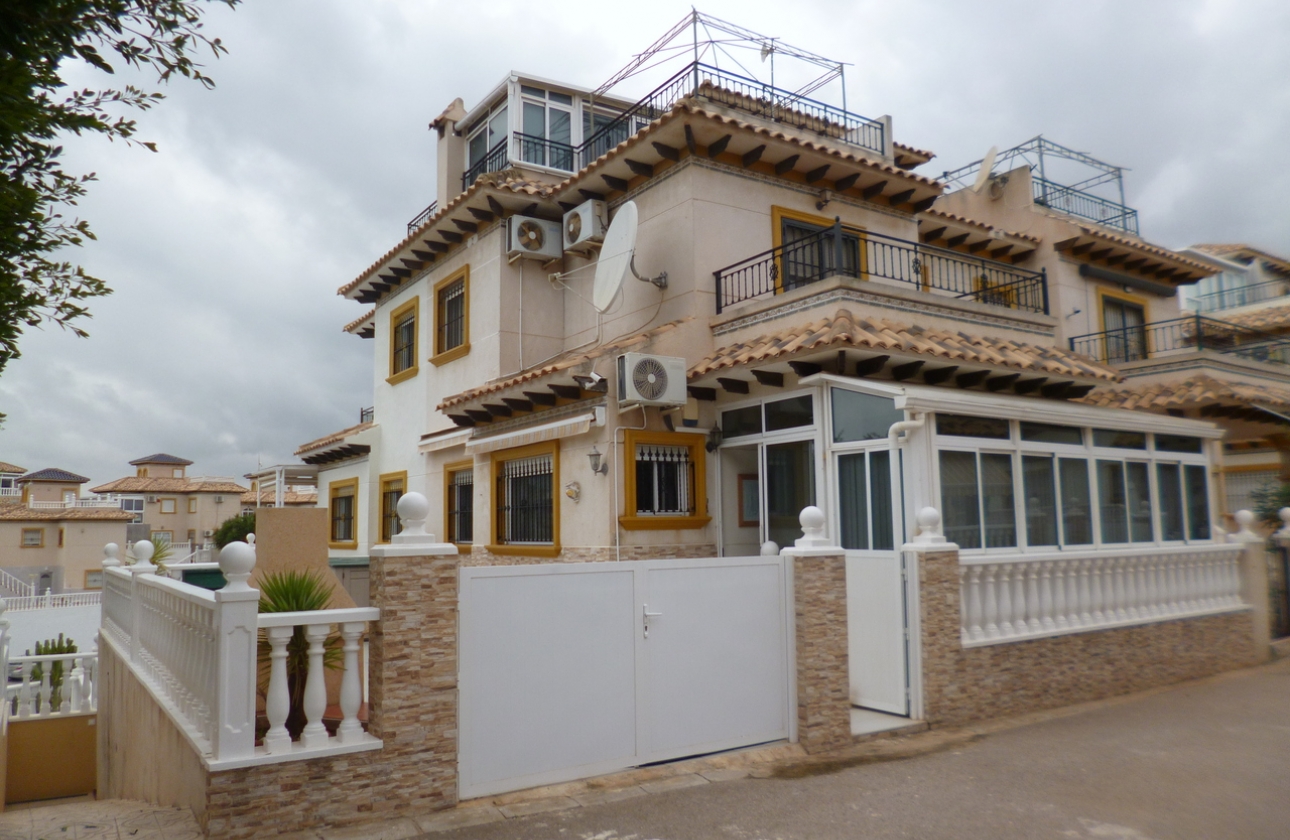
338,622,366,745
983,565,1000,639
1112,558,1128,621
18,661,33,718
1053,560,1070,629
1124,555,1141,620
301,623,331,750
39,660,52,716
69,657,84,713
1162,556,1178,615
263,625,294,754
1200,553,1217,609
967,566,985,641
998,564,1015,638
1076,559,1093,627
1039,562,1056,631
1144,557,1162,617
85,656,96,710
1025,564,1042,633
958,567,970,644
1089,558,1105,625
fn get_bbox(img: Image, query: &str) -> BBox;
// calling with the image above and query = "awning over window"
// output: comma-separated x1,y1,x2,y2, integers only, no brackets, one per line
418,428,472,454
466,410,602,455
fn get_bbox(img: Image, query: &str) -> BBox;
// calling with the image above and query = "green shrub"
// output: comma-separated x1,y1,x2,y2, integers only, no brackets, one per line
1251,479,1290,526
256,569,342,739
28,634,77,710
213,512,255,548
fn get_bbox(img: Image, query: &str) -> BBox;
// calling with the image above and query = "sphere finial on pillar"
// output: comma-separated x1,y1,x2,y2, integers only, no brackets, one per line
219,541,258,592
393,492,435,543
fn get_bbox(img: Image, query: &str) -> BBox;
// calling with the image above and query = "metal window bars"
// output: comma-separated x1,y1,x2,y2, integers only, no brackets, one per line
437,279,466,353
393,314,416,373
448,471,474,544
635,445,695,516
713,219,1048,314
497,455,553,544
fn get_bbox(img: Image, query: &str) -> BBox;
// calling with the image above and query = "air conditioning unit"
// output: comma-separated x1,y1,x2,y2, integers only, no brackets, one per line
563,199,607,251
506,216,562,261
203,530,214,538
146,495,157,503
617,353,688,408
215,495,224,503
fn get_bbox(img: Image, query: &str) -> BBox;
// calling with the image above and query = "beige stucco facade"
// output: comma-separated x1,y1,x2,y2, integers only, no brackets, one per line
0,516,130,592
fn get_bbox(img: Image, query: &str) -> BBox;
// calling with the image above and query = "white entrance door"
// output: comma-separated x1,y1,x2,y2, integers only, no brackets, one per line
459,556,791,798
836,448,909,715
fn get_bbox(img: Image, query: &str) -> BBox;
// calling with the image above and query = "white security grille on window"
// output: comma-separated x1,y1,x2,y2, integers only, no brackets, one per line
438,280,465,352
499,455,553,544
635,444,694,515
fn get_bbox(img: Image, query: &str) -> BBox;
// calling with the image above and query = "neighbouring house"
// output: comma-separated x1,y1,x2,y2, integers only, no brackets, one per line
99,14,1273,838
90,454,248,551
0,461,24,500
0,498,132,595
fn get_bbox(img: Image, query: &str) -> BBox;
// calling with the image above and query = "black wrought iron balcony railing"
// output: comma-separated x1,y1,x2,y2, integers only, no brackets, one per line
462,138,510,190
407,200,438,235
515,132,576,172
578,62,886,169
360,406,374,424
1069,314,1290,367
1032,176,1139,236
712,220,1049,315
1189,279,1290,313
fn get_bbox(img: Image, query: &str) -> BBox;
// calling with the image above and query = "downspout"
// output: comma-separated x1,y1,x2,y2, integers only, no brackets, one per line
887,412,926,545
614,405,648,563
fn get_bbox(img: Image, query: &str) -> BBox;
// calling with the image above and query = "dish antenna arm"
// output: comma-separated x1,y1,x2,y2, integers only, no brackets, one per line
631,255,668,290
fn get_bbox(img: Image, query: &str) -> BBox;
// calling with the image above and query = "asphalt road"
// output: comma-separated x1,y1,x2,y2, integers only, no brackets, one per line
435,659,1290,840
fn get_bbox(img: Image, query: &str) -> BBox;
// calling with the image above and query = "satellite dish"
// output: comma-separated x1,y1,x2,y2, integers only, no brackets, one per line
593,201,638,313
970,145,999,193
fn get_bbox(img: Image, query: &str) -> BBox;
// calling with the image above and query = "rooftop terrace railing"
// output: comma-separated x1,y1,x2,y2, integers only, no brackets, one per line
406,201,438,235
1189,279,1290,313
462,138,510,191
1032,176,1139,235
713,219,1049,315
1070,313,1290,367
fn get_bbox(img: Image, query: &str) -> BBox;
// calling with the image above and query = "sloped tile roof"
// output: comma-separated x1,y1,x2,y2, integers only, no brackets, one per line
21,468,89,483
1078,374,1290,412
1193,301,1290,334
89,477,248,494
919,207,1042,245
343,308,376,334
1071,225,1217,276
295,422,375,456
0,462,26,474
1191,243,1290,276
241,490,318,506
439,318,692,410
128,453,193,466
0,501,135,522
690,309,1122,384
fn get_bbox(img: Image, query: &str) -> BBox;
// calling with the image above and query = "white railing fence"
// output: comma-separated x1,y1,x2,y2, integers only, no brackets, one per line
29,498,122,509
8,651,98,719
0,567,35,597
101,536,381,768
4,591,102,612
932,505,1256,648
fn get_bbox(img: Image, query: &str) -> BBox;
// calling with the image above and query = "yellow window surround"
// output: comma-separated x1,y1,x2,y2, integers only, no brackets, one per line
444,459,475,549
620,429,711,531
387,296,420,385
377,471,407,544
770,205,867,295
432,266,471,366
328,477,359,550
488,441,560,557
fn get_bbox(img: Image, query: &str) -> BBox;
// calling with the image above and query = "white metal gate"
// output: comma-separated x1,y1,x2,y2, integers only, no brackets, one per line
459,556,793,798
845,552,908,715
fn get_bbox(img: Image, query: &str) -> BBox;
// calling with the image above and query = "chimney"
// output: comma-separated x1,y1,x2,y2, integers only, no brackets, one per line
433,97,469,211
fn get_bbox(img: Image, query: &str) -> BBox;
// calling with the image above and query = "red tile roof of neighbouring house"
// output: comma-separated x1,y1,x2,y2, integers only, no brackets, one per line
0,462,26,474
89,477,248,494
0,501,135,522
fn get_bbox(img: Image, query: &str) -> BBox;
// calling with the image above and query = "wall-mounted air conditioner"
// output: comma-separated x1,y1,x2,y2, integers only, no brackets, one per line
506,216,562,261
145,495,157,503
203,530,214,538
215,496,224,503
563,199,607,251
617,353,688,409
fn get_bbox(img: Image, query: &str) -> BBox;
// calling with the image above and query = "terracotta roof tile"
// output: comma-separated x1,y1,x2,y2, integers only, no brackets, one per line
919,207,1042,245
0,501,135,522
439,318,692,410
21,468,89,483
1078,374,1290,413
0,462,26,474
88,477,248,494
1072,225,1216,275
241,490,318,505
295,421,375,456
1191,244,1290,275
690,309,1122,384
1192,302,1290,334
344,308,376,334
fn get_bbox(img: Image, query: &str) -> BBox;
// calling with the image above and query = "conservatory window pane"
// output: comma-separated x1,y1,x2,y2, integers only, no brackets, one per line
870,450,894,551
838,453,868,550
982,454,1017,548
1157,463,1185,541
1127,462,1153,542
1185,465,1211,540
1059,458,1093,545
1022,455,1058,546
1098,460,1128,543
939,451,981,549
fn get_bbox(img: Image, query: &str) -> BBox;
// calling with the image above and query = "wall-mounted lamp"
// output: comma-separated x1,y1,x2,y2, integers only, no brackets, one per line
587,446,609,475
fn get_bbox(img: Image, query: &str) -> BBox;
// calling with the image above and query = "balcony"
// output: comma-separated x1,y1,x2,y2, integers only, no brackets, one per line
1189,279,1289,313
1032,176,1139,235
713,220,1049,315
458,61,887,193
407,200,438,235
1070,314,1290,368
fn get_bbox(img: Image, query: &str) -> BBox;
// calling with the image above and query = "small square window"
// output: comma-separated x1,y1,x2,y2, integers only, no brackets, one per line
188,497,198,514
22,528,43,547
159,498,177,514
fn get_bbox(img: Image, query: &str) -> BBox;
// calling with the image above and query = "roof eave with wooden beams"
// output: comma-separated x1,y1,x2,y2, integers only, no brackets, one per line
343,309,376,339
1052,226,1217,286
916,208,1041,264
892,142,935,171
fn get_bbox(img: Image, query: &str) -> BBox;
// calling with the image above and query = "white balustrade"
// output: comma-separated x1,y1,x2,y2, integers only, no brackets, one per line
0,567,35,597
958,544,1247,647
8,651,98,719
3,591,102,612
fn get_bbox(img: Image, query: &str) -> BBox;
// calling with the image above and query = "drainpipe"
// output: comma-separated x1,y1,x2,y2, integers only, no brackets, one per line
614,406,648,563
887,412,926,545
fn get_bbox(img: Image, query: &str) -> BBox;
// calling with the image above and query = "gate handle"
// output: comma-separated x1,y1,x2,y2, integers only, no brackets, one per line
643,604,663,638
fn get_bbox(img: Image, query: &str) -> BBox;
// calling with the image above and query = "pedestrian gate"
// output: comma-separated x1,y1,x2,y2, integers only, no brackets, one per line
458,556,793,798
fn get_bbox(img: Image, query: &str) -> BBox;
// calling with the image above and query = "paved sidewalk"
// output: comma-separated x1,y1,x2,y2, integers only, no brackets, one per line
0,797,201,840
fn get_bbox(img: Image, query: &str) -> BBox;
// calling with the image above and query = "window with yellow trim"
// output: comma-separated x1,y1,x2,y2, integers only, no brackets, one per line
151,530,174,546
1100,290,1147,363
329,478,359,549
387,297,419,384
159,498,177,514
490,442,559,555
379,472,406,543
770,206,864,295
432,267,470,365
188,497,198,514
445,462,474,547
22,528,43,547
621,430,710,530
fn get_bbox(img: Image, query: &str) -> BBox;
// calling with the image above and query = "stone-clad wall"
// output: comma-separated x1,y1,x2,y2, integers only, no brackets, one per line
917,550,1262,727
791,552,851,754
202,550,460,839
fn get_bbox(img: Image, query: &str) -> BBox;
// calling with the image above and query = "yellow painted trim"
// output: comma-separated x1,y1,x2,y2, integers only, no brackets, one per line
387,296,420,385
489,440,560,556
443,459,475,549
188,497,198,514
770,205,867,294
328,477,360,550
1221,463,1281,474
431,266,471,366
620,429,709,531
377,470,408,544
158,498,177,515
58,527,65,548
1095,286,1150,334
21,527,43,548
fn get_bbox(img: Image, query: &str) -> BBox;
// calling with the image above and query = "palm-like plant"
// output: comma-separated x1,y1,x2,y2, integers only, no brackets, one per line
28,634,77,711
256,570,342,739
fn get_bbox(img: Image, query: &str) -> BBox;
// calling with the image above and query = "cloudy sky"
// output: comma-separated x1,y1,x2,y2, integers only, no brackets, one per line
1,0,1287,488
